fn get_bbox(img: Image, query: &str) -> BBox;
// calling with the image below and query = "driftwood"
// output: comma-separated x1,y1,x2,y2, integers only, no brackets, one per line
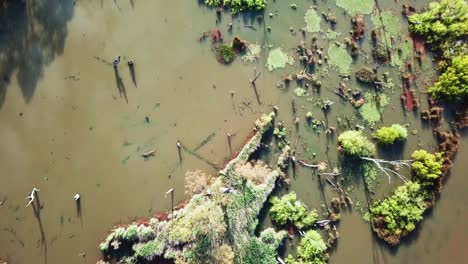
142,149,156,158
277,257,287,264
298,160,321,168
250,71,262,84
325,178,337,189
26,188,39,207
361,157,412,183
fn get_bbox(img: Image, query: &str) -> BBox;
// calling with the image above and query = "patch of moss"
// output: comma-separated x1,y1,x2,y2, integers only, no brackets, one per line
304,8,321,33
327,44,353,75
335,0,374,15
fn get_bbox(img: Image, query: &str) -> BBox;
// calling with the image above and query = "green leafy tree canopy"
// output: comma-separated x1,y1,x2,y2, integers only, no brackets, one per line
338,130,376,157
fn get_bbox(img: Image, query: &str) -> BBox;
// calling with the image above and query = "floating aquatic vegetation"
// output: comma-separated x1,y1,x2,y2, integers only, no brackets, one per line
326,29,341,40
266,48,294,71
294,87,308,97
358,93,390,125
327,44,352,75
204,0,267,14
304,8,321,32
391,40,413,69
335,0,374,15
242,43,262,63
371,11,401,44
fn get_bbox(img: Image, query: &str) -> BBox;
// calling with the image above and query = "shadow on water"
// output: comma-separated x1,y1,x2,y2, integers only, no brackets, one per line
0,0,74,108
113,66,128,103
129,63,137,87
31,192,47,264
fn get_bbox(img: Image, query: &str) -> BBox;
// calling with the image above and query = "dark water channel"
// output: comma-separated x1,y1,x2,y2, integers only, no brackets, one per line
0,0,467,263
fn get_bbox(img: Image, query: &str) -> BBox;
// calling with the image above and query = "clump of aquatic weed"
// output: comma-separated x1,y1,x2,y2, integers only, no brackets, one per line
216,44,236,64
204,0,267,14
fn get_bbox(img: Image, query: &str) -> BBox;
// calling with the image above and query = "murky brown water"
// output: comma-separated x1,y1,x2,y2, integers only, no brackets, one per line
0,0,466,263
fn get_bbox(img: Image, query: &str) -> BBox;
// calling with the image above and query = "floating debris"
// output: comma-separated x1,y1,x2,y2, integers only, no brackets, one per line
242,43,262,62
266,48,294,71
327,44,352,75
335,0,374,15
304,8,321,33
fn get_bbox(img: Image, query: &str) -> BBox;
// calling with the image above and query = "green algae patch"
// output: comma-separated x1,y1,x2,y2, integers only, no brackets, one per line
336,0,374,15
294,87,308,97
326,29,341,40
391,40,413,69
304,8,321,33
371,11,402,45
266,48,293,71
358,93,390,125
327,44,352,75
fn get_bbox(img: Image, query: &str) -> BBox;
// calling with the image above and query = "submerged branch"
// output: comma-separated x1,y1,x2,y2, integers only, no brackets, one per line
360,157,412,183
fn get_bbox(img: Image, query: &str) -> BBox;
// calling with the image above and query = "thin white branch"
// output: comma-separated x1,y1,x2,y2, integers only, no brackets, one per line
361,157,412,183
26,188,39,207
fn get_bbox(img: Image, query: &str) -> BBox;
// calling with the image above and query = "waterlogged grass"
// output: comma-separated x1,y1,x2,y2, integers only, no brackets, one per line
304,8,321,33
266,48,293,71
327,44,352,75
335,0,374,15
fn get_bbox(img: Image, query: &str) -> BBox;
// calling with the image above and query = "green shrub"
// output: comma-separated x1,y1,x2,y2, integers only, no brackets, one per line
285,230,327,264
338,130,376,157
373,124,407,144
273,122,288,149
411,150,444,186
216,44,236,64
205,0,267,13
269,192,318,229
241,237,279,264
428,55,468,99
409,0,468,58
370,181,429,241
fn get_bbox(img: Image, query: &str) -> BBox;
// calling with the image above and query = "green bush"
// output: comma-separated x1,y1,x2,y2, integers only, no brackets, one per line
428,55,468,99
216,44,236,64
269,192,318,229
273,122,288,149
205,0,267,13
373,124,407,144
370,181,429,239
338,130,376,157
285,230,327,264
411,150,444,186
409,0,468,58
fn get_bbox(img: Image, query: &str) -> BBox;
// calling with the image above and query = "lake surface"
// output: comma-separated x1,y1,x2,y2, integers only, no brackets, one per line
0,0,466,263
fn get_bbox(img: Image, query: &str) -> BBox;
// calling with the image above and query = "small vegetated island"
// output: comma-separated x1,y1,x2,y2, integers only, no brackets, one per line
98,0,467,262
